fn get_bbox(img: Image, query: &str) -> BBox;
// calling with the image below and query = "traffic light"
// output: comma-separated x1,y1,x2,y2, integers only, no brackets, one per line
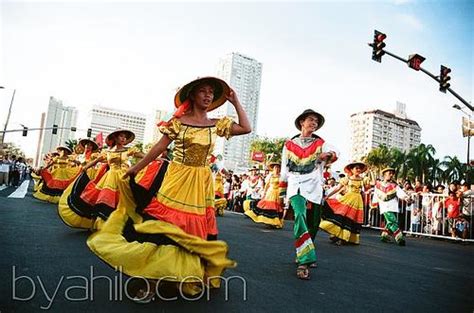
372,30,386,63
407,54,425,71
439,65,451,93
52,124,58,135
22,127,28,137
87,128,92,138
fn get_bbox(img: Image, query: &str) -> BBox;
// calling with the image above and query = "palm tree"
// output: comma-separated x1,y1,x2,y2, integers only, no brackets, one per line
65,139,78,152
441,156,463,183
363,145,391,177
406,143,436,183
250,137,286,163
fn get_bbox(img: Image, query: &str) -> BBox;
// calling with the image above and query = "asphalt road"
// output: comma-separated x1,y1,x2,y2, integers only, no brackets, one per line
0,182,473,313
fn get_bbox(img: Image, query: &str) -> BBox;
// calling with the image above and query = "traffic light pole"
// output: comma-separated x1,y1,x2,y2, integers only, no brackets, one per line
369,44,473,112
0,126,83,134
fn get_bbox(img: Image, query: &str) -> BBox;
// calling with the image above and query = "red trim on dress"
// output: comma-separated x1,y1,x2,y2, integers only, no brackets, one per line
144,199,218,239
326,198,364,223
41,168,79,190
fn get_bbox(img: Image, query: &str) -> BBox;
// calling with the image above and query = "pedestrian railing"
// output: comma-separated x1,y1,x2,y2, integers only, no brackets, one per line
362,191,474,243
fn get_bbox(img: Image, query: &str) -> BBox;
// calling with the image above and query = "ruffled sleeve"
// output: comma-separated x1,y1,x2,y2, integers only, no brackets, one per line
215,116,234,140
126,146,140,157
158,118,181,141
340,177,349,186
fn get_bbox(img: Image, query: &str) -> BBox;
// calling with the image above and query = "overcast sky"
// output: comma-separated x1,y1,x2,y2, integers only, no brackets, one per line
1,0,472,170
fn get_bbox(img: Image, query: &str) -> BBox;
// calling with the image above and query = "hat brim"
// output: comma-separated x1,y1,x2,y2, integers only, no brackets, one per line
294,110,325,131
344,162,367,175
78,139,99,152
267,162,281,170
56,146,72,154
175,77,230,112
105,130,135,147
381,167,396,175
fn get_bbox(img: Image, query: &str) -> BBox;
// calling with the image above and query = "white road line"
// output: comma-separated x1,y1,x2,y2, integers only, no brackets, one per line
8,180,30,198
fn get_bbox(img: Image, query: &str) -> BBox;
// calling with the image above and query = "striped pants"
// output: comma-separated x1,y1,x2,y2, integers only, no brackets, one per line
291,194,317,265
381,212,404,244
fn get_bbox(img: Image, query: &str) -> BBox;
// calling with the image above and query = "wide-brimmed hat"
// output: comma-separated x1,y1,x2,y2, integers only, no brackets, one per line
174,76,230,112
381,167,396,175
267,161,281,170
56,146,72,154
294,109,325,131
344,161,367,175
105,130,135,147
78,138,99,152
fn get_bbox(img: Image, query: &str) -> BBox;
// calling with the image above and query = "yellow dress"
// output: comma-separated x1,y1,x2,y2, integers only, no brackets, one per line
33,156,80,203
86,117,236,296
245,174,283,228
214,173,227,216
320,177,364,244
80,148,139,220
143,117,233,239
57,152,104,230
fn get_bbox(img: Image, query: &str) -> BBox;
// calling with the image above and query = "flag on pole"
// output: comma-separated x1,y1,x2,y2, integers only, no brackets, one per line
95,132,104,148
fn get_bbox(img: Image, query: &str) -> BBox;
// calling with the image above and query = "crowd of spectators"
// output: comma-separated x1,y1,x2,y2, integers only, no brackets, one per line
0,154,30,187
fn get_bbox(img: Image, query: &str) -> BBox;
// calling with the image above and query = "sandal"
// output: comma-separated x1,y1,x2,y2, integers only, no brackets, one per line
132,288,156,304
309,262,317,268
296,265,310,280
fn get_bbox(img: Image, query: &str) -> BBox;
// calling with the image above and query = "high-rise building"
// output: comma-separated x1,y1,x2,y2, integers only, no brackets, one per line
350,102,422,160
213,52,263,171
40,96,78,158
152,109,170,143
89,105,146,145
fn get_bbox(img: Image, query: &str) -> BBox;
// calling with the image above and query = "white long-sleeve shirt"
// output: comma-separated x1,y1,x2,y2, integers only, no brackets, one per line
372,181,408,214
280,134,339,204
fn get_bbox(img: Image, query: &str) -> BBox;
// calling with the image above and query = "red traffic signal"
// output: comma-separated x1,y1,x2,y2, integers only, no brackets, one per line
407,54,426,71
371,30,387,63
439,65,451,93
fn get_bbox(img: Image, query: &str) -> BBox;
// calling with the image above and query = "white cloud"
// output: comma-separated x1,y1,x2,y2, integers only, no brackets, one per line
397,13,424,31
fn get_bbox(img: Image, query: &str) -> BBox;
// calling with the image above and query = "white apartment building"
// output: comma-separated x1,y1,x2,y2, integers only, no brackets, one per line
151,109,170,143
350,102,421,160
213,52,263,172
89,105,146,145
40,96,78,158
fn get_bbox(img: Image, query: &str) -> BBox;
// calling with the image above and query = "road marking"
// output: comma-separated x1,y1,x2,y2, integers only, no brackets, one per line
0,185,7,191
8,180,30,198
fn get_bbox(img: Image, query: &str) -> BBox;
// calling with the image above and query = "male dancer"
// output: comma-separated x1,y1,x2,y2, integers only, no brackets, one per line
280,109,338,280
371,167,411,246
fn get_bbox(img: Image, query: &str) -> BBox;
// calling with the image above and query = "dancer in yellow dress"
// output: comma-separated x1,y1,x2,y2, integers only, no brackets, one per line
320,161,367,245
34,146,80,203
57,139,103,229
214,168,228,217
78,130,143,224
86,76,251,302
245,162,284,228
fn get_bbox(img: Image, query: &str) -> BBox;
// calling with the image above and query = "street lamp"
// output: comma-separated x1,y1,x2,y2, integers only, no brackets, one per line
453,104,472,165
0,87,16,145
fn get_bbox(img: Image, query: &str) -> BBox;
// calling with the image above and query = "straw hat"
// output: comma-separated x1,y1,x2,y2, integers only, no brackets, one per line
105,130,135,147
294,109,325,131
344,161,367,175
174,77,230,112
78,138,99,152
267,161,281,170
56,146,72,155
381,167,396,175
